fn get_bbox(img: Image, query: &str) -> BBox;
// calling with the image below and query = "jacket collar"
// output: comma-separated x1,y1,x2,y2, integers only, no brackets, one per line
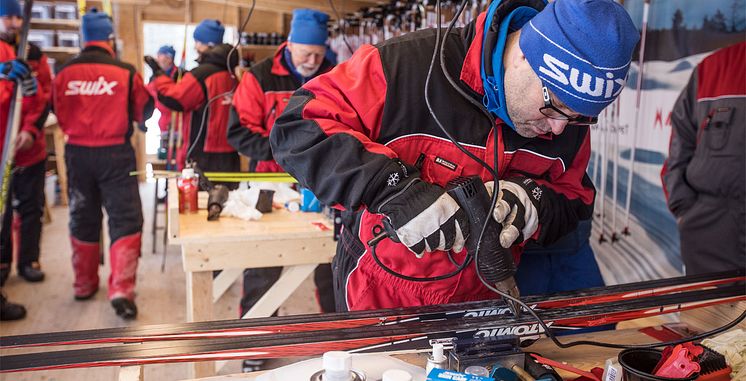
83,41,115,56
271,42,291,76
271,41,335,80
460,12,488,96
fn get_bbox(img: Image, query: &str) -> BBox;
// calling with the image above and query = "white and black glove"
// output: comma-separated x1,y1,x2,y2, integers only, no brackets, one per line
377,179,469,258
485,178,543,248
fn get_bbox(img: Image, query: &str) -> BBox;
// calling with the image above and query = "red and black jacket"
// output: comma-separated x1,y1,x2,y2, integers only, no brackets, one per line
0,40,50,167
270,9,595,310
228,42,333,172
662,41,746,216
149,65,181,133
150,43,237,169
53,42,154,147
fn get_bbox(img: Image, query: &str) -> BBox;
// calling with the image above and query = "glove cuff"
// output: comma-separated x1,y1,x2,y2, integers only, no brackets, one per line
507,177,543,210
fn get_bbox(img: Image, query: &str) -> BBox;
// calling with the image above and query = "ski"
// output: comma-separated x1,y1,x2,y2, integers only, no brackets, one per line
1,282,743,372
1,269,743,349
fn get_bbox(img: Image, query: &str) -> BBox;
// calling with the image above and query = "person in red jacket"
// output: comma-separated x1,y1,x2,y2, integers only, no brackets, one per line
228,11,335,370
0,0,47,321
148,45,181,156
52,9,153,319
271,0,639,311
0,0,51,287
146,19,239,180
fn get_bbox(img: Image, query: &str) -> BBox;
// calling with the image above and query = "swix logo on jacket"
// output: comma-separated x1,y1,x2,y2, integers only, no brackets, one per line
53,44,153,147
65,76,118,96
539,53,626,100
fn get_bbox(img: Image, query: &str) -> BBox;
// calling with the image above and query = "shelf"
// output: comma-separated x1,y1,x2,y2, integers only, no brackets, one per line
30,18,80,28
241,44,280,50
42,46,80,54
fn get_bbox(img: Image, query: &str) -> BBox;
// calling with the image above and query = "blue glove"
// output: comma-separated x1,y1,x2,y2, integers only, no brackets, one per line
0,59,31,81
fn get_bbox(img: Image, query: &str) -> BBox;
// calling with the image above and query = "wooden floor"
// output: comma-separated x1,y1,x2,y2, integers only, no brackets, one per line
0,181,322,381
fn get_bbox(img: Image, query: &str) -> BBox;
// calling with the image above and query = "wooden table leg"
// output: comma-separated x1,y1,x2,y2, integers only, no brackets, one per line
242,264,317,319
53,127,68,206
118,365,143,381
186,269,214,378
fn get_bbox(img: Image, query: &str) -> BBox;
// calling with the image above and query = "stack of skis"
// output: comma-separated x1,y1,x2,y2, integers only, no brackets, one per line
1,270,743,373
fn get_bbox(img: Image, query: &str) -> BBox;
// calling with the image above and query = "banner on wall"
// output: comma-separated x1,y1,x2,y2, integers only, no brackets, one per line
589,0,745,284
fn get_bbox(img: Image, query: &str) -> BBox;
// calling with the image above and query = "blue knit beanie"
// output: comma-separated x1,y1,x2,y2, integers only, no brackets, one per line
288,9,329,46
0,0,21,17
81,9,113,42
519,0,639,117
193,19,224,45
157,45,176,58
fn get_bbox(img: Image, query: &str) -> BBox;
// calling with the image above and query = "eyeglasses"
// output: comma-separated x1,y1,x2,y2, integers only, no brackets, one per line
539,85,598,126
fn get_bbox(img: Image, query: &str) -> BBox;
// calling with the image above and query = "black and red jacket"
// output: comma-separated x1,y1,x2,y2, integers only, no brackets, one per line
270,8,595,311
148,65,181,133
0,40,50,167
53,42,154,147
228,42,333,172
149,43,237,169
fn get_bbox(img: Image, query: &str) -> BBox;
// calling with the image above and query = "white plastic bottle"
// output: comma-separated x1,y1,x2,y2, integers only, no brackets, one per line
425,343,448,375
323,351,354,381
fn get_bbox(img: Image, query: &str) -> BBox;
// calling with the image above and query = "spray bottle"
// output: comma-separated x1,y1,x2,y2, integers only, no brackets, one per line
426,343,448,375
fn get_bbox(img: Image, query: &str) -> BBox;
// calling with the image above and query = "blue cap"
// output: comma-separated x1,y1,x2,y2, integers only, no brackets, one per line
193,19,224,45
519,0,639,117
81,8,113,42
157,45,176,58
0,0,21,17
288,9,329,46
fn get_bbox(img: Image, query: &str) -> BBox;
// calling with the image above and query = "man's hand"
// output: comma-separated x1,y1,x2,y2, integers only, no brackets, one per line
378,179,469,257
485,178,543,248
0,59,31,81
15,131,34,152
143,56,165,78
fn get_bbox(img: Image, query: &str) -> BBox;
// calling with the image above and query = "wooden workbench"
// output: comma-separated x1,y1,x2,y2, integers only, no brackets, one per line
180,324,742,381
167,179,336,379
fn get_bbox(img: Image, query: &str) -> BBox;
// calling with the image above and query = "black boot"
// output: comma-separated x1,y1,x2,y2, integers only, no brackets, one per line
74,286,99,301
0,293,26,321
242,359,267,373
111,297,137,320
18,262,45,282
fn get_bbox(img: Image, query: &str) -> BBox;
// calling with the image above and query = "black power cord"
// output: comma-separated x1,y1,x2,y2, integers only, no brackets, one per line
375,0,746,350
328,0,355,57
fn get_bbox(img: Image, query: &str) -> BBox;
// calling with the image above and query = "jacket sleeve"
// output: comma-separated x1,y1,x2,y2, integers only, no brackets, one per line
270,44,420,211
531,127,596,246
661,70,698,218
130,71,154,126
227,72,272,161
19,69,51,140
149,72,205,112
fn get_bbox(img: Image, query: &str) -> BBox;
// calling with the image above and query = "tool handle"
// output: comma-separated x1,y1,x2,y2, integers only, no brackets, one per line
446,176,516,284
